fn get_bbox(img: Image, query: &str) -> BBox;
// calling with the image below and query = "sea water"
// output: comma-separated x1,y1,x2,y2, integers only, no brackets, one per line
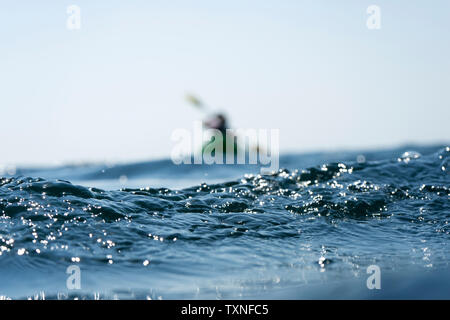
0,145,448,299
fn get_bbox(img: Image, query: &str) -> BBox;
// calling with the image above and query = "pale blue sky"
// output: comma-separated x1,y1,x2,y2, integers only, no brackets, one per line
1,1,449,165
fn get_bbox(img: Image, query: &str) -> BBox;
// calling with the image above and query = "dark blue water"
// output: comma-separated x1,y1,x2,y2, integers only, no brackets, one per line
0,145,449,299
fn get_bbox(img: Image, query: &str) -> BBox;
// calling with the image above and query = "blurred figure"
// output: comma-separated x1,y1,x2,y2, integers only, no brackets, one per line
202,112,236,155
185,93,261,156
203,113,228,134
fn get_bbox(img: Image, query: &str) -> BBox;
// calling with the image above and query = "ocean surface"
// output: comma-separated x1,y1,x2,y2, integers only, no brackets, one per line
0,144,449,299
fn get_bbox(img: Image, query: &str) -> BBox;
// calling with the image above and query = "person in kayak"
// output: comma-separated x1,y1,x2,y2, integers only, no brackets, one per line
185,93,262,159
202,112,238,156
203,113,227,135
